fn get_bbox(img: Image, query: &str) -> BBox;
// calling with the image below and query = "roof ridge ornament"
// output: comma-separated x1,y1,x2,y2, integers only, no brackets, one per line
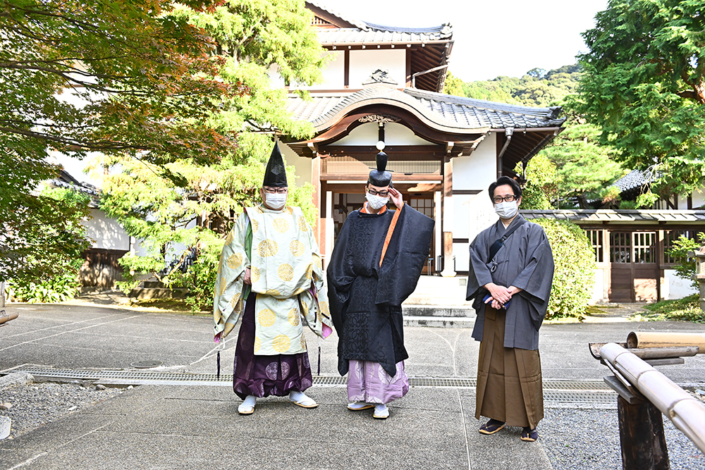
358,114,401,124
362,69,398,88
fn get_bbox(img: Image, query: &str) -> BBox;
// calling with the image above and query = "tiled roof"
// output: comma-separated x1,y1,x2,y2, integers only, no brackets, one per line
521,209,705,223
287,86,565,132
317,25,452,45
307,1,452,45
53,170,100,196
613,169,654,193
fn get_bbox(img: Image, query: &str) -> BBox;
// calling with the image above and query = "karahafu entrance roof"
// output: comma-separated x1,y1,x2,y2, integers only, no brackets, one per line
287,87,566,133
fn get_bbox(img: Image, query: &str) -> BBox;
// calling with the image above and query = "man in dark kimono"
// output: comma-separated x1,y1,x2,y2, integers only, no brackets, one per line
327,151,434,419
466,176,554,442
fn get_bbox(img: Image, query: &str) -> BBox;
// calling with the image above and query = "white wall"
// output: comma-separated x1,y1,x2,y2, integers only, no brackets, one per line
84,209,130,251
664,269,698,300
333,122,433,146
591,269,605,304
280,143,312,187
452,133,496,191
349,49,406,88
677,188,705,209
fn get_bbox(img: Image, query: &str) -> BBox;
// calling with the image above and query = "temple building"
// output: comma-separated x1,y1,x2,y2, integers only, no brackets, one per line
276,1,566,275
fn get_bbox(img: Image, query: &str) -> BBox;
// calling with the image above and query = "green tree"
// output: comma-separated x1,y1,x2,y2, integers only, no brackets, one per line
95,0,325,311
0,0,237,282
516,154,558,210
6,187,91,301
576,0,705,206
443,71,465,96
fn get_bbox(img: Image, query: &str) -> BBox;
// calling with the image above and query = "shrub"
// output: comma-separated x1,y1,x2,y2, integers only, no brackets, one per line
667,233,705,289
531,219,596,318
7,259,83,303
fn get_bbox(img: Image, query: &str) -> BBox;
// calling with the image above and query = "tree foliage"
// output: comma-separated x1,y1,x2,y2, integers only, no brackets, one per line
95,0,324,311
0,0,238,280
516,155,557,210
575,0,705,205
532,219,596,319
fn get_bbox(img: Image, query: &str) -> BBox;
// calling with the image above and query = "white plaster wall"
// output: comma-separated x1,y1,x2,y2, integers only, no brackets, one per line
453,195,471,238
452,133,496,191
268,63,286,89
454,242,470,272
465,190,499,244
333,122,433,146
349,49,406,88
664,269,698,299
84,209,130,251
311,51,344,89
591,268,605,304
280,143,312,187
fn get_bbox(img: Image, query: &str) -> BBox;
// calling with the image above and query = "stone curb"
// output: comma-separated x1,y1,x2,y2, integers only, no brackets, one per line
0,372,34,390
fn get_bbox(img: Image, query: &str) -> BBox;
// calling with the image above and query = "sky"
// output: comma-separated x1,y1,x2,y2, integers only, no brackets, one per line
317,0,609,81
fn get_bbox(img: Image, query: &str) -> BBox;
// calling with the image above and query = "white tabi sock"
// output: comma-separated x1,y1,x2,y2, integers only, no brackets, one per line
348,402,372,410
373,404,389,419
238,395,256,414
289,391,317,407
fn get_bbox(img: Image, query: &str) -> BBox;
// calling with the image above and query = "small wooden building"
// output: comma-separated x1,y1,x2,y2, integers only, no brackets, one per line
522,210,705,303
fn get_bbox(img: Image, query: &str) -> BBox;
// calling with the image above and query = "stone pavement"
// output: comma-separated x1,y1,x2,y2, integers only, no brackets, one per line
1,303,704,469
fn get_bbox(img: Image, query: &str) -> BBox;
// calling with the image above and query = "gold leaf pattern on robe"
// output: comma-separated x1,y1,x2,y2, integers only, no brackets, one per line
225,231,234,246
272,334,291,353
313,254,322,271
318,300,330,317
230,293,241,309
258,309,276,327
254,337,261,353
301,300,309,314
286,206,294,215
250,266,260,283
301,335,306,350
288,308,300,326
227,253,243,269
278,263,294,282
224,322,236,337
252,220,259,233
265,288,281,296
290,240,305,257
293,286,306,295
298,217,309,232
219,278,227,296
257,239,278,257
305,264,313,280
273,218,290,233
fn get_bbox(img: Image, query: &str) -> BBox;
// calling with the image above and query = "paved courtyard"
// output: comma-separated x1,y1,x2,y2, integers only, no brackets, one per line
1,303,704,469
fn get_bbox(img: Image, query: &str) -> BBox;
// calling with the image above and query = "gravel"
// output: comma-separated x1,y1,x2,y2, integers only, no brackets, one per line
541,407,705,470
0,381,123,440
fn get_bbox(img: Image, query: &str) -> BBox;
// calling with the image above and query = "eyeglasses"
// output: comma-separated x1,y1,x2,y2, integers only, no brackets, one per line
492,195,518,203
263,188,288,194
367,189,389,197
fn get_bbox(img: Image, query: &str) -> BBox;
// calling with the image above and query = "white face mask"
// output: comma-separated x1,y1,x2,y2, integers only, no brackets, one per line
366,193,389,210
265,193,287,210
494,200,518,219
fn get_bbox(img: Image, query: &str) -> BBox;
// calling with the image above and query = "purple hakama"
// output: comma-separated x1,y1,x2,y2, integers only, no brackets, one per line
347,360,409,404
233,292,313,400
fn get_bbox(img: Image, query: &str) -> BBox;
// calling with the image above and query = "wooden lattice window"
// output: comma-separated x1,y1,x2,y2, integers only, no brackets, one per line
633,232,656,264
585,230,604,263
610,232,631,263
663,230,696,264
311,16,332,26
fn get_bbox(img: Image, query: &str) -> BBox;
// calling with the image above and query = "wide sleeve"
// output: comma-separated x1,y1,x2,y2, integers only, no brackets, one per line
213,212,249,340
375,205,435,307
326,215,355,335
510,226,554,329
466,233,494,306
298,217,333,338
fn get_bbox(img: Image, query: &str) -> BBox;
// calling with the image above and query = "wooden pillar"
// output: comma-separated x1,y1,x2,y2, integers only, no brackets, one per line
312,156,322,248
617,395,670,470
325,190,334,266
441,155,455,277
344,49,350,89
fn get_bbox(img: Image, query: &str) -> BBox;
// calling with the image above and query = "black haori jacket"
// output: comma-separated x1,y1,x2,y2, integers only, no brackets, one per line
326,205,434,377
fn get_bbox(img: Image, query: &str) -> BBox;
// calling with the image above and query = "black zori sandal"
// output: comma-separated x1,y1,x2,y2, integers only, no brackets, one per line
521,427,539,442
479,419,505,435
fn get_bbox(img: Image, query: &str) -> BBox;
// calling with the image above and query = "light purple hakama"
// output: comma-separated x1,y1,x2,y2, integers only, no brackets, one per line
347,360,409,404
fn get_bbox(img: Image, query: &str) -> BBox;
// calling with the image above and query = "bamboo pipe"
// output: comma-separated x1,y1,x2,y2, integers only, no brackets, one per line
601,343,705,453
0,311,18,325
627,332,705,353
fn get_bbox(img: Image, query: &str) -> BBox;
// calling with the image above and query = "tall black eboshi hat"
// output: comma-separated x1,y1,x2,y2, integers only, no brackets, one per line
263,142,288,188
368,151,392,187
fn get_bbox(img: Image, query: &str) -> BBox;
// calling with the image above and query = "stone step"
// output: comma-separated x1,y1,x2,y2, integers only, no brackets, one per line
402,304,474,317
140,280,164,288
403,316,475,328
129,288,188,300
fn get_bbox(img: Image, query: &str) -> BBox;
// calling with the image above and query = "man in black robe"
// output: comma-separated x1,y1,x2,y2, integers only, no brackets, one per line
466,176,554,441
327,151,434,419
